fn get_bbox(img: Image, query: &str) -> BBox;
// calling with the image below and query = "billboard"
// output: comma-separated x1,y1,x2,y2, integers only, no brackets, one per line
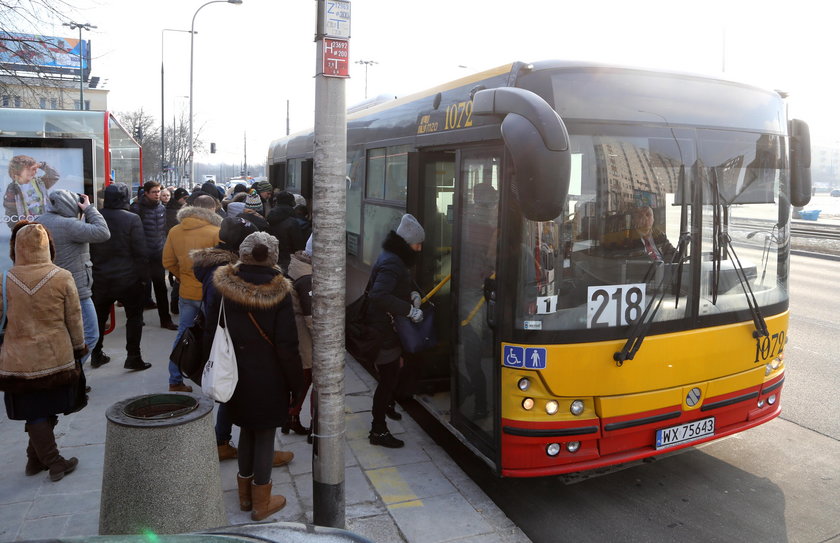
0,33,91,78
0,137,94,272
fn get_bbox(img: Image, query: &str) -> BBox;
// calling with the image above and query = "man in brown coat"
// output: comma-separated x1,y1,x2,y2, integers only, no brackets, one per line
162,195,221,392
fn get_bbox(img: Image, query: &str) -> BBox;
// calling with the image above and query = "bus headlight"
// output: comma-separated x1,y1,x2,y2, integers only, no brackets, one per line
765,357,784,376
570,400,585,416
566,441,581,453
517,378,531,391
522,398,535,410
767,394,777,405
545,400,559,415
546,443,561,456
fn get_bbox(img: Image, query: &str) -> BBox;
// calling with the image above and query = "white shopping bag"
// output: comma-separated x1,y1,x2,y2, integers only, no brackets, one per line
201,299,238,402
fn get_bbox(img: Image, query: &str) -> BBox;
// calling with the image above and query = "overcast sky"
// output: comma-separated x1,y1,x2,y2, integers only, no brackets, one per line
32,0,840,169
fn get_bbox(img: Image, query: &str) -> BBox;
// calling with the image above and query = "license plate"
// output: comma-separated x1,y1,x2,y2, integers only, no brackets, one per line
655,417,715,450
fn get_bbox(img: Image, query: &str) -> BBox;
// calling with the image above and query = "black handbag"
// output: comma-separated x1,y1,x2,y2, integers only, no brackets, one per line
393,303,437,354
345,291,382,364
170,312,207,384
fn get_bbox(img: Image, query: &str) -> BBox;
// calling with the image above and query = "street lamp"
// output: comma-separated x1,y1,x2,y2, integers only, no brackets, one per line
189,0,243,186
62,21,97,110
355,59,377,99
162,29,194,184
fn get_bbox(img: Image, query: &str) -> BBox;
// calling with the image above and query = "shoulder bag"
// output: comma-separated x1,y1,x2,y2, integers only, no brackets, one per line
201,298,239,402
392,280,438,354
345,280,383,364
170,310,207,384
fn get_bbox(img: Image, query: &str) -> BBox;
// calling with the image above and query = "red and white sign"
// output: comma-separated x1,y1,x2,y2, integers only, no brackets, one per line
322,38,349,78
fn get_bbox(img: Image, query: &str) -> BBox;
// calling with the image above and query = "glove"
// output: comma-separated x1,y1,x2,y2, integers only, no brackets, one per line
73,345,89,361
410,291,422,309
408,306,424,323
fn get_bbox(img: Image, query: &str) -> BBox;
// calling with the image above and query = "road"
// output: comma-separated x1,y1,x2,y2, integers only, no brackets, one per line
430,252,840,543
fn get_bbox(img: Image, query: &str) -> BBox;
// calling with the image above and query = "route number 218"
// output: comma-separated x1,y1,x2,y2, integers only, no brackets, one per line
587,284,646,328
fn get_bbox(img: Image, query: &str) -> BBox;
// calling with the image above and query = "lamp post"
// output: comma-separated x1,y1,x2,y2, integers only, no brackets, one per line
189,0,243,186
62,21,96,110
355,59,377,99
162,29,194,184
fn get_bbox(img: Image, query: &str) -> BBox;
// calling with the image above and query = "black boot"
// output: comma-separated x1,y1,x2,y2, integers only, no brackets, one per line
90,351,111,369
27,420,78,482
369,426,404,448
124,354,151,371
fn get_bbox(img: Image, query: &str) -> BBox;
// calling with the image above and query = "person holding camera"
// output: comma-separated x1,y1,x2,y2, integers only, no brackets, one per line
35,190,110,368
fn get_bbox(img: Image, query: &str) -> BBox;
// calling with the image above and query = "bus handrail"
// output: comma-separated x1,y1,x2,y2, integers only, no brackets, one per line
422,274,451,305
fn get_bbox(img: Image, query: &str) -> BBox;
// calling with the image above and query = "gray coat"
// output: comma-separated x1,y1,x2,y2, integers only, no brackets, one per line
35,190,110,299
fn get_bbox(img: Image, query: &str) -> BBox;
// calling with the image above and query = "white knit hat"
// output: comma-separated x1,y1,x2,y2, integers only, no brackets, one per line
395,213,425,245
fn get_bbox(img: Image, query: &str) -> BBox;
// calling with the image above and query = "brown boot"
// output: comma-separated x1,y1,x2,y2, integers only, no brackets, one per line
272,450,294,467
23,425,47,476
218,441,237,461
236,473,253,511
251,480,286,521
27,420,78,482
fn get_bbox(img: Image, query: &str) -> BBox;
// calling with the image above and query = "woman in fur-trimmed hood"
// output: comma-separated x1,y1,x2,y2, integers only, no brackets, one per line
0,222,85,482
209,231,303,521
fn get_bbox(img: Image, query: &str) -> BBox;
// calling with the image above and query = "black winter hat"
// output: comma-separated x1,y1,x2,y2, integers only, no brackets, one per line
172,187,189,201
219,217,258,252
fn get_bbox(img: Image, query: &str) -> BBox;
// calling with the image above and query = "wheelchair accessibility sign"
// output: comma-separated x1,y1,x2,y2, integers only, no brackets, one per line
503,346,547,369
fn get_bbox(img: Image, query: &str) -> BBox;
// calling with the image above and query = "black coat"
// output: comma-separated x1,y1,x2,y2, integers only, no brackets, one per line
91,185,149,285
365,231,417,354
165,199,184,233
266,204,304,270
130,196,167,257
209,263,303,430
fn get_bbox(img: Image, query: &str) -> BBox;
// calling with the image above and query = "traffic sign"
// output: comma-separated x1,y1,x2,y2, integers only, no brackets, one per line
318,0,351,39
321,38,349,78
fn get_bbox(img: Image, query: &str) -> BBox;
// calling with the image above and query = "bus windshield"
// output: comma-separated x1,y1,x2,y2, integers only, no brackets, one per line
514,125,788,333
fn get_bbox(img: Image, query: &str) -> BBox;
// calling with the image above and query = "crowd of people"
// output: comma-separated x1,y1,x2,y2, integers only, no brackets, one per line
0,176,427,521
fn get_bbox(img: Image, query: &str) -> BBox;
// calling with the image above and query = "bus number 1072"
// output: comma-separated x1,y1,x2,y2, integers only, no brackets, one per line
587,284,646,328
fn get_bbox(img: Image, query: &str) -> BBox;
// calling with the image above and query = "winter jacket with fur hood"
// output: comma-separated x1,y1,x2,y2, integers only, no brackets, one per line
35,189,110,299
0,223,84,395
209,263,303,429
163,205,221,301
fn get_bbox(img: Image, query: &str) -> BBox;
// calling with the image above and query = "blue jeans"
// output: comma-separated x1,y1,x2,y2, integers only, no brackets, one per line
79,297,99,367
169,298,202,385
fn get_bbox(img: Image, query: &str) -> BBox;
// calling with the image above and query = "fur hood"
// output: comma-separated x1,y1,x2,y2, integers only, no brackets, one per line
14,223,52,265
176,205,223,228
212,263,292,309
190,246,237,269
382,230,417,267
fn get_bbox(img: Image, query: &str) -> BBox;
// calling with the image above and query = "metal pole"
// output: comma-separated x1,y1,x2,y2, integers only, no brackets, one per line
63,22,96,110
313,6,348,527
355,59,376,99
189,0,243,187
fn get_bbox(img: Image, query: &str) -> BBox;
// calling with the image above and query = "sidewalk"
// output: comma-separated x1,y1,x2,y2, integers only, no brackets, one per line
0,307,529,543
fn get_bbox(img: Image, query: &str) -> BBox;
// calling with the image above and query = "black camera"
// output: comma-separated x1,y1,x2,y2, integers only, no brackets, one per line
78,193,86,203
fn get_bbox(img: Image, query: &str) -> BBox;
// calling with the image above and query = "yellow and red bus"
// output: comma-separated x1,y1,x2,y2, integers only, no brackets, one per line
267,60,811,477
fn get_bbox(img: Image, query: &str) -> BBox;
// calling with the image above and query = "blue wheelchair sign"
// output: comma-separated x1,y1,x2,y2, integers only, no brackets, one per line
503,346,524,368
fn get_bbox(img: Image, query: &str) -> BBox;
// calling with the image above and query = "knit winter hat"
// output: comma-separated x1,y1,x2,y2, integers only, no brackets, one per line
395,213,425,245
172,187,189,201
244,190,263,212
239,231,279,266
254,180,273,194
219,217,257,252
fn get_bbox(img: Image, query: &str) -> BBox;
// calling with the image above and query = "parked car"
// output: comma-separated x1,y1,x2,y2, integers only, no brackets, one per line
830,189,840,197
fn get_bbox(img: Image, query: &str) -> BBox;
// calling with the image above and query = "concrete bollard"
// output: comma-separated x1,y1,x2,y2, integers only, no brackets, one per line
99,393,227,535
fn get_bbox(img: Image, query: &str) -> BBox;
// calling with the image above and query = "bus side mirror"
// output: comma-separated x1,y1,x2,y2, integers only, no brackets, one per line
473,88,571,221
789,119,811,207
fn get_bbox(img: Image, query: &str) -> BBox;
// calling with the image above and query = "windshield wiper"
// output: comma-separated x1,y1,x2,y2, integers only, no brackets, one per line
709,169,769,339
613,244,687,367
